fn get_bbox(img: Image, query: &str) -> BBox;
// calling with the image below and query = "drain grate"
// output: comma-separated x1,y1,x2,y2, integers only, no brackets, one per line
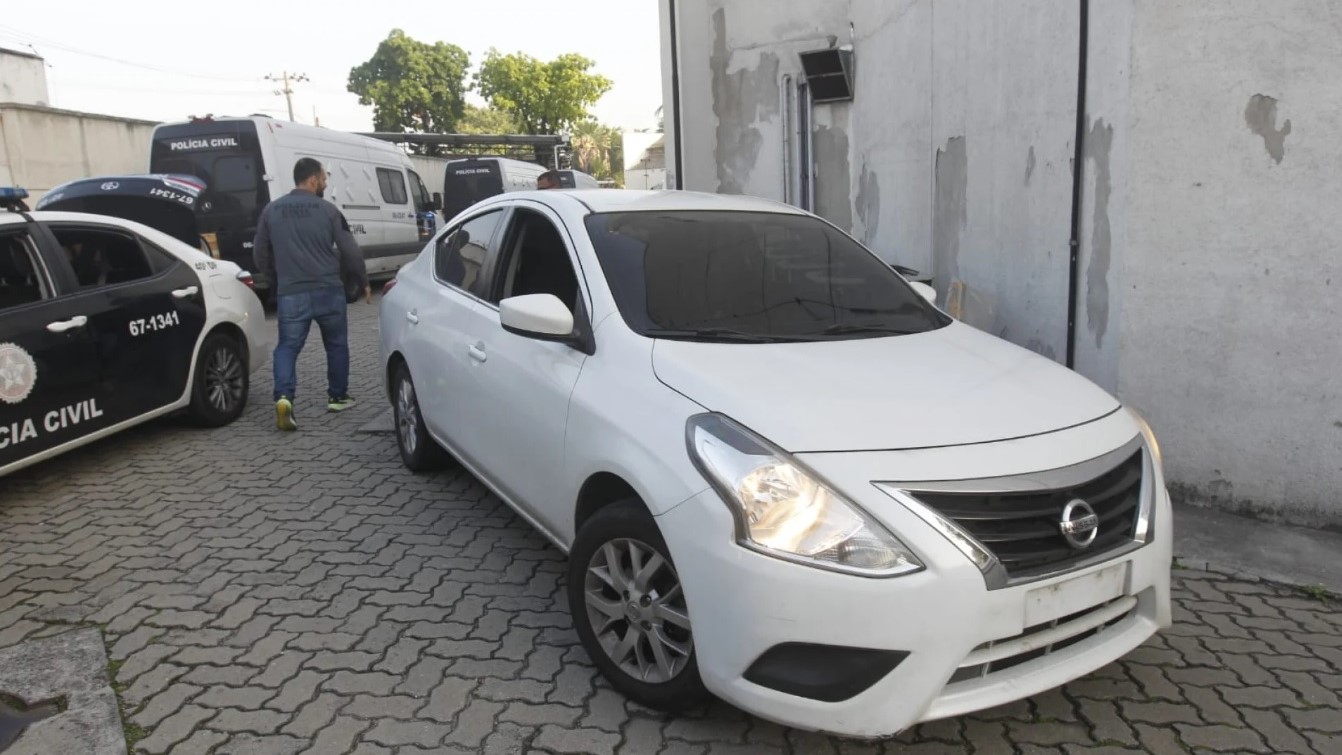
0,693,61,754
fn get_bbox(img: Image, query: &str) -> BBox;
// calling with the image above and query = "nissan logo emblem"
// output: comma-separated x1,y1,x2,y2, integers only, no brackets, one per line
1059,499,1100,550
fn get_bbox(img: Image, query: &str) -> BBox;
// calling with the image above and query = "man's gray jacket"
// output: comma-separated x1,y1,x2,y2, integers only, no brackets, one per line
252,189,367,296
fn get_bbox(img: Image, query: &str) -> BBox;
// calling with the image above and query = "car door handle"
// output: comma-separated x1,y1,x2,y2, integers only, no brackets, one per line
467,344,487,363
406,311,420,325
172,286,199,299
47,315,88,333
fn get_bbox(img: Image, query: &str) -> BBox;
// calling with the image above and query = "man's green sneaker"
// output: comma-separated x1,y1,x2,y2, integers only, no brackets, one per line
276,397,297,431
328,396,357,413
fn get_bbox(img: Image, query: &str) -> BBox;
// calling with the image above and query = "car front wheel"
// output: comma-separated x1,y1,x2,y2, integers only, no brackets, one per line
568,500,708,711
392,361,447,472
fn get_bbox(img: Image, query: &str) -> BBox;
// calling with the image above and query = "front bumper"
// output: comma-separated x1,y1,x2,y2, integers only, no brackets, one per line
655,424,1173,739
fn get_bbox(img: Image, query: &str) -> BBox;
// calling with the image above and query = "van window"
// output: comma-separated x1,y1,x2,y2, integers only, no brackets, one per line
408,169,431,210
377,168,409,205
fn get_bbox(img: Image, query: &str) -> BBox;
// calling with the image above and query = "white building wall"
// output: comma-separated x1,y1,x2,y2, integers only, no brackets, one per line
662,0,1342,525
0,49,50,107
0,104,158,206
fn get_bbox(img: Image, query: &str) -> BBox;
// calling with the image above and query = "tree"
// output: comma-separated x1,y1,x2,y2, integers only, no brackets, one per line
569,119,624,186
457,104,519,135
348,30,471,142
474,50,613,135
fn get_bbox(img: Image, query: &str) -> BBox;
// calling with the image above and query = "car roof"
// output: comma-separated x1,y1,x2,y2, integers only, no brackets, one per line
494,189,810,216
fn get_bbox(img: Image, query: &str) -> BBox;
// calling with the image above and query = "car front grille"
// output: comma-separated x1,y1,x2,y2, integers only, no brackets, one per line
910,451,1144,580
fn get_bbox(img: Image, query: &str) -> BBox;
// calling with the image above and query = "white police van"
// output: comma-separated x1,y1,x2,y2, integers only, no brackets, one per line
0,187,266,478
149,116,443,301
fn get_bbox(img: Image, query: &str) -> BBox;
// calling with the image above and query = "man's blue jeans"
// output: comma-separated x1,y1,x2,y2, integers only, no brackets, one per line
273,286,349,402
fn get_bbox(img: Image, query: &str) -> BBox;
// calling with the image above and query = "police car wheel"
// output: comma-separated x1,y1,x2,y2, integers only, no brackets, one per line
188,333,249,427
392,362,447,472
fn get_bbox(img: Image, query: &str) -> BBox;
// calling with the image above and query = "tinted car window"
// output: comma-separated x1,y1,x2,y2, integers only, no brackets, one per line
49,227,156,289
584,210,950,342
435,211,503,297
0,232,48,311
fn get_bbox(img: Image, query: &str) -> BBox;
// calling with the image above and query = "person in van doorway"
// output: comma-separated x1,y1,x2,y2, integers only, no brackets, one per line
253,157,371,432
537,171,562,190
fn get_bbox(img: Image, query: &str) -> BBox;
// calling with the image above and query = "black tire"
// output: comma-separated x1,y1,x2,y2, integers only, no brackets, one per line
568,500,709,711
391,361,448,472
187,332,249,427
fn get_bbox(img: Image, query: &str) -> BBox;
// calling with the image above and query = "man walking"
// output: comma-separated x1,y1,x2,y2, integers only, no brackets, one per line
253,157,370,431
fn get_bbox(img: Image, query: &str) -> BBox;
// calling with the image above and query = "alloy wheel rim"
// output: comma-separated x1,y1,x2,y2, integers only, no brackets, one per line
204,347,244,412
397,377,419,455
584,537,693,684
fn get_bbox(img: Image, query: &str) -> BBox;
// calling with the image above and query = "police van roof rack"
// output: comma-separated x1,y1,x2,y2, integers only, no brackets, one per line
1,187,32,213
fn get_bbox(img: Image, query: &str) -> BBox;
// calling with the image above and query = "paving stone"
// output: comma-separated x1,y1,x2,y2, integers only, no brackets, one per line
2,303,1339,755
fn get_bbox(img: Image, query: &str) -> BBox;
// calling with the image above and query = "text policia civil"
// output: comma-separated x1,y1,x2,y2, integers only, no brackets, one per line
0,342,105,451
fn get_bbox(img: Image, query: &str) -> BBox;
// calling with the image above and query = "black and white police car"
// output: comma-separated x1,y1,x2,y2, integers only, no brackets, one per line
0,187,266,478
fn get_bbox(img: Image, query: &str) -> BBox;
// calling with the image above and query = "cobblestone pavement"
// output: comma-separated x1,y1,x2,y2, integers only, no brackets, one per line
1,300,1339,755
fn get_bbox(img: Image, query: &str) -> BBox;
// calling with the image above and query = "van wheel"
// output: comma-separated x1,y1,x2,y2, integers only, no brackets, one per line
568,500,709,711
392,362,447,472
188,333,248,427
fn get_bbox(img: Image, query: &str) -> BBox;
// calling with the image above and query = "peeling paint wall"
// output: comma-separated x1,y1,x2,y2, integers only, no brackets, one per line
1117,0,1342,525
661,0,1342,523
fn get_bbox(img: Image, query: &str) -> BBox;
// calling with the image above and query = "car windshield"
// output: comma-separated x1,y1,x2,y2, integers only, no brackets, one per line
584,210,950,342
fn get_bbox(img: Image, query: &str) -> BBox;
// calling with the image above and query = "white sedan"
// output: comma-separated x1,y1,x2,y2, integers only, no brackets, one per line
1,189,266,478
378,189,1172,738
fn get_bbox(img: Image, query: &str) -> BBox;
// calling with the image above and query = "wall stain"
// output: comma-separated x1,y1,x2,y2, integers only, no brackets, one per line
1244,94,1292,164
933,136,968,297
1085,119,1114,349
814,126,853,231
1026,337,1058,362
855,160,880,245
710,8,780,194
1025,146,1036,186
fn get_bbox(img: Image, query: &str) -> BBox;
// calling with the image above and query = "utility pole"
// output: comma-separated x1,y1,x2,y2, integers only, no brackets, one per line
265,71,309,122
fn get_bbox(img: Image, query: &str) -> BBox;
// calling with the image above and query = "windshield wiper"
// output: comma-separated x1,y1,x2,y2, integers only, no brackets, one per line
812,323,918,337
643,328,792,343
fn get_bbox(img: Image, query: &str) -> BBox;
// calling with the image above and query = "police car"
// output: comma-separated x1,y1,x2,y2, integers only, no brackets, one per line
0,187,266,477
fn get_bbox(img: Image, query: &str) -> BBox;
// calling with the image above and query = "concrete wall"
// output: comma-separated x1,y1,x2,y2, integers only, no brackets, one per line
0,104,159,206
1110,0,1342,525
661,0,1342,525
663,0,1079,358
0,49,49,107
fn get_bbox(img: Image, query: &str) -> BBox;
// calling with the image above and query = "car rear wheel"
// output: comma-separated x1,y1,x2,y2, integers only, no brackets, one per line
392,362,447,472
568,500,709,711
188,333,248,427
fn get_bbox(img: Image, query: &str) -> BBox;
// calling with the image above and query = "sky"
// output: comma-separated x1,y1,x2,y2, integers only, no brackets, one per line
2,1,664,134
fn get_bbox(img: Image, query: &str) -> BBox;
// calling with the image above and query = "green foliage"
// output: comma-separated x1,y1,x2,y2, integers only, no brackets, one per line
348,29,471,136
457,104,520,135
475,49,613,135
569,119,624,185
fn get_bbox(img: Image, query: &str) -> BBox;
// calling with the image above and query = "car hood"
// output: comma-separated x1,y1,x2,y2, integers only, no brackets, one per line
651,322,1121,453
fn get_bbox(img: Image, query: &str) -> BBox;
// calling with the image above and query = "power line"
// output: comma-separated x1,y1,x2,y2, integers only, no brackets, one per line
0,24,261,83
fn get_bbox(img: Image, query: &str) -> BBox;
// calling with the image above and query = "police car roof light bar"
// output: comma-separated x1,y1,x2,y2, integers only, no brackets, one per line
1,186,31,212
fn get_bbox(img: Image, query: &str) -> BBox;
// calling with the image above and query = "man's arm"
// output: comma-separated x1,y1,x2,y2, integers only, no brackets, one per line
252,206,273,281
330,207,369,295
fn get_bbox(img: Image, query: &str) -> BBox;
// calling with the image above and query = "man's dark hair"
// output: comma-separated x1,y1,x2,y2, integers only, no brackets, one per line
294,157,324,186
538,170,563,188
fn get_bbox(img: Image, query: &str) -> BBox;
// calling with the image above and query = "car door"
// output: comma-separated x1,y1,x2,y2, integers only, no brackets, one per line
39,222,208,425
453,203,592,536
400,208,508,446
0,222,104,469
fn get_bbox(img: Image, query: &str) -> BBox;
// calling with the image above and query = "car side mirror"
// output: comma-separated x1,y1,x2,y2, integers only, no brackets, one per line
500,294,575,341
910,281,937,304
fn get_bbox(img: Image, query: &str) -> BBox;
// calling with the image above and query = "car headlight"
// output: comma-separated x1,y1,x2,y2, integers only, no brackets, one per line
1127,407,1165,543
686,414,923,577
